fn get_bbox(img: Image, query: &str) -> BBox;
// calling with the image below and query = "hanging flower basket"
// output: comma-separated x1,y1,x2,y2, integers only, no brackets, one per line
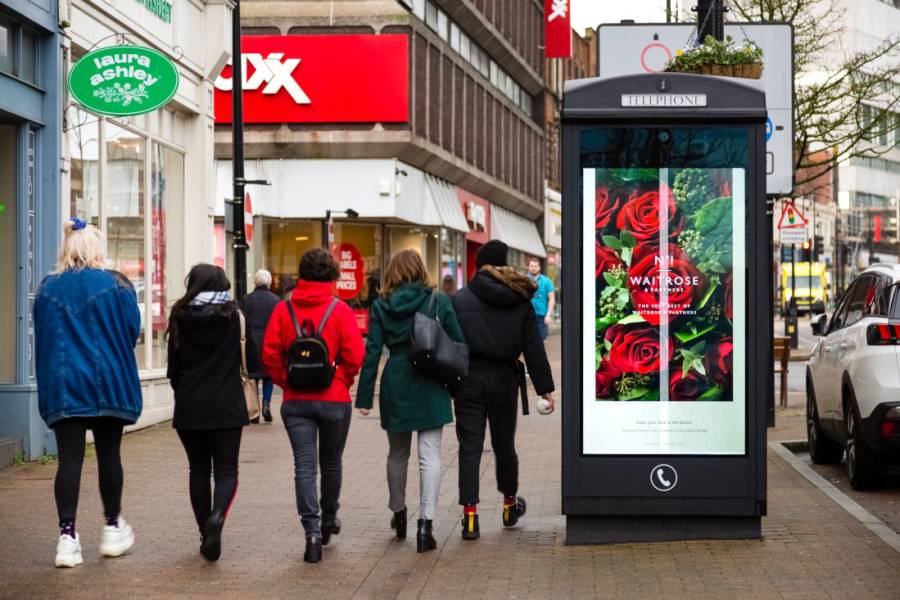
666,35,764,80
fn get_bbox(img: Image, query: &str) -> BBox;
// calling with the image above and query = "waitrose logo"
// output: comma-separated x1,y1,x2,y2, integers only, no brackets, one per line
621,94,707,107
68,46,180,117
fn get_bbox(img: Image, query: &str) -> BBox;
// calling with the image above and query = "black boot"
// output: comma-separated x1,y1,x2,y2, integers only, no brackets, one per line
304,535,322,563
416,519,437,553
390,508,407,540
200,512,224,562
262,404,273,423
461,511,480,540
502,496,527,527
322,517,341,546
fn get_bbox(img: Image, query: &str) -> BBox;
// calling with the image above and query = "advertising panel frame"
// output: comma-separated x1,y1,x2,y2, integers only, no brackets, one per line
561,74,769,544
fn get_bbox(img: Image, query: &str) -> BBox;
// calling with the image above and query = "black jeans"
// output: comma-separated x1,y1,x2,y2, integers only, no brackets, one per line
454,364,520,506
53,417,127,525
176,427,243,531
281,401,352,536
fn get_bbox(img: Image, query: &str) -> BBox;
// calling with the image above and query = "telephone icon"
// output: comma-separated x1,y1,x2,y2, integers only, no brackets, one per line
650,464,678,492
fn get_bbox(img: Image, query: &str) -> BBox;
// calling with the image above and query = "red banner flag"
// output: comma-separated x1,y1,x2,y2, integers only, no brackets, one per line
545,0,572,58
874,215,882,242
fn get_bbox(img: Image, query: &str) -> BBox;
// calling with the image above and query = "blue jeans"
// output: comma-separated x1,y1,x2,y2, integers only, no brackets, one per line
535,317,548,342
257,377,274,406
281,401,352,536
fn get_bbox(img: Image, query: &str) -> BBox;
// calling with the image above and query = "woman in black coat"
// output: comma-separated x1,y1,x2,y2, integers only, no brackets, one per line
239,269,281,422
167,264,259,562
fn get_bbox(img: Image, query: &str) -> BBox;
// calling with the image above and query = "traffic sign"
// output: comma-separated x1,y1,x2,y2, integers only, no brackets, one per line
777,199,807,229
597,24,794,195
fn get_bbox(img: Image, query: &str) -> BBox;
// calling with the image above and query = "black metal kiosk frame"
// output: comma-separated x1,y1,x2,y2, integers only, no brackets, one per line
561,74,769,544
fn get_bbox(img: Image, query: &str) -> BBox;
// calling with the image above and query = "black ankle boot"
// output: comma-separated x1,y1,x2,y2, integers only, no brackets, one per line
502,496,527,527
262,404,273,423
200,513,224,562
322,518,341,546
304,535,322,563
416,519,437,553
390,508,407,540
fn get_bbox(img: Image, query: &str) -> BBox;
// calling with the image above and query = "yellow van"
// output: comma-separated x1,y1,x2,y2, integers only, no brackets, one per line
781,262,827,315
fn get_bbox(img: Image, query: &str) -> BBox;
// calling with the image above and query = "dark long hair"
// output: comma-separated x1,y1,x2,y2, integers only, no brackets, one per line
166,264,236,343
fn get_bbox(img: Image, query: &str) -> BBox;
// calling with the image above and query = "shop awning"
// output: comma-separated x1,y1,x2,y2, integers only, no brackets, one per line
424,175,469,233
490,204,547,258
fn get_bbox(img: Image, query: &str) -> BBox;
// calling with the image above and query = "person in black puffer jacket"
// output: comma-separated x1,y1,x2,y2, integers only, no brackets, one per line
451,240,555,541
167,264,260,562
239,269,281,422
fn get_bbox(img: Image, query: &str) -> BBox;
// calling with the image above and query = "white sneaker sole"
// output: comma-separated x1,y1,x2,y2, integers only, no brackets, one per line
100,530,135,557
55,552,83,568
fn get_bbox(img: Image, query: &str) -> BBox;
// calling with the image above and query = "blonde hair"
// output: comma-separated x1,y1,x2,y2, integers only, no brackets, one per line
54,219,107,273
382,249,430,298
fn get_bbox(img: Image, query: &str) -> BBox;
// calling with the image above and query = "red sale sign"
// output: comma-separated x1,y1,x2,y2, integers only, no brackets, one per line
544,0,572,58
215,35,409,124
334,243,365,301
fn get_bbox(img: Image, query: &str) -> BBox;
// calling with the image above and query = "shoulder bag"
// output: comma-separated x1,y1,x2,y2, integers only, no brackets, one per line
238,310,261,421
409,292,469,387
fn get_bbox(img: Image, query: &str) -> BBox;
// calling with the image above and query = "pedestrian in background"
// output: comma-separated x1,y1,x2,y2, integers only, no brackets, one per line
262,248,364,563
441,274,457,296
355,250,465,553
35,218,142,568
167,264,259,562
527,257,556,342
240,269,281,423
452,240,555,540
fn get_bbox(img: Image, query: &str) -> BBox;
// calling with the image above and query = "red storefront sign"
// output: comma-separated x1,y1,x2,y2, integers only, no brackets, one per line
544,0,572,58
456,187,491,245
214,35,409,124
334,243,365,301
874,215,882,242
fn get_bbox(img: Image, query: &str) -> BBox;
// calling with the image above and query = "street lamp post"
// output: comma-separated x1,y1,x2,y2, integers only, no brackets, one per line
696,0,725,41
230,0,247,299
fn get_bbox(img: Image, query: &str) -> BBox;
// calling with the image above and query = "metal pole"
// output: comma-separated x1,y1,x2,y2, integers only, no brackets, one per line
231,0,247,299
667,0,672,23
696,0,725,41
322,210,331,250
789,243,798,349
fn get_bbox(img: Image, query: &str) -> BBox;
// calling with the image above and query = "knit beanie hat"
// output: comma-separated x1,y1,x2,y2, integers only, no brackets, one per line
476,240,509,268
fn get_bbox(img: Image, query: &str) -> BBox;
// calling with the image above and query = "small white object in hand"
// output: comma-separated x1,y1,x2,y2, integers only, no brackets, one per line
537,398,553,415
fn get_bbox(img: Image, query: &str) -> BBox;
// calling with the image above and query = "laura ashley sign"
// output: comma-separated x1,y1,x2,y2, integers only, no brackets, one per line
621,94,708,107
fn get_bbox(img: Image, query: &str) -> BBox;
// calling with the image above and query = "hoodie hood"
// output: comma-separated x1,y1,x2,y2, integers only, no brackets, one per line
291,280,337,307
468,266,536,308
381,282,432,318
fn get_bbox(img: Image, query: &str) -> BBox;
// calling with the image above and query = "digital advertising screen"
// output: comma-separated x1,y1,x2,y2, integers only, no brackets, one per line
581,155,747,455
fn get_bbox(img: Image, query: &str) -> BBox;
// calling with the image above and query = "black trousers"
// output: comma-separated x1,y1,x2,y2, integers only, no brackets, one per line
53,417,127,525
454,364,520,506
176,427,243,531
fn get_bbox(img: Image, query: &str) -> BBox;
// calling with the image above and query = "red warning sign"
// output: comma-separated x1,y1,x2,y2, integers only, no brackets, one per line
777,199,808,229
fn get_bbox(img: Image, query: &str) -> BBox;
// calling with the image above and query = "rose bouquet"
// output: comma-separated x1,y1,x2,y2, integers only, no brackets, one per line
594,168,735,402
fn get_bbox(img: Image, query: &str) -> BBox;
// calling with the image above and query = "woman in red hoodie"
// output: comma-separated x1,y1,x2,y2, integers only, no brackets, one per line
262,248,364,563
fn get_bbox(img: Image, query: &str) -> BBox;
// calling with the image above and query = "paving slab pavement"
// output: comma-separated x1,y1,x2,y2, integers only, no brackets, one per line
1,334,899,600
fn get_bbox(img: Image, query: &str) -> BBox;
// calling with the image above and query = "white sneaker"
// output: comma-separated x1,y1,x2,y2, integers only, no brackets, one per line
99,516,135,558
55,533,83,568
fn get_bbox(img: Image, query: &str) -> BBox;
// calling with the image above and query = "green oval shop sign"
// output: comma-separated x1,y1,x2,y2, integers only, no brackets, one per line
68,45,180,116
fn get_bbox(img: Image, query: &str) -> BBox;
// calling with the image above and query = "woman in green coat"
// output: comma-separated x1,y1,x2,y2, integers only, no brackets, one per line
355,249,465,553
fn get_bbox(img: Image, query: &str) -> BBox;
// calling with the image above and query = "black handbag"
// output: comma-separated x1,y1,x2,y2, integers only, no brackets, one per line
408,291,469,387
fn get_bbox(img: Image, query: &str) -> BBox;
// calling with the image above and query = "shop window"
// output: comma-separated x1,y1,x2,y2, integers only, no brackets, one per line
106,123,147,368
68,108,100,224
440,229,465,293
387,225,440,287
151,144,185,369
20,28,35,84
262,219,323,298
0,124,16,381
424,1,438,31
0,16,12,76
335,222,383,309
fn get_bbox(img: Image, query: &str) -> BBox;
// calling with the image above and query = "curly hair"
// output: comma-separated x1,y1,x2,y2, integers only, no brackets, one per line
299,248,340,282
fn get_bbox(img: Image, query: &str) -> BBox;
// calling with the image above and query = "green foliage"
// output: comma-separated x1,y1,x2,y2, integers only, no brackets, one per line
12,452,25,466
698,385,724,401
666,35,763,73
38,452,57,465
678,341,707,377
673,169,713,216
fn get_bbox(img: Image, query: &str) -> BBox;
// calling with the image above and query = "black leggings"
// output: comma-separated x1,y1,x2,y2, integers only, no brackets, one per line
53,417,127,525
176,428,243,531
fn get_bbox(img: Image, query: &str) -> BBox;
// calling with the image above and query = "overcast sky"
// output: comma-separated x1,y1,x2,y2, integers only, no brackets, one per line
571,0,682,34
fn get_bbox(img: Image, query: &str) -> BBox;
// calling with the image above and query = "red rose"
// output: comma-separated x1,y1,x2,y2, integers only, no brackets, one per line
627,243,707,326
615,189,683,242
596,241,623,279
724,275,733,321
596,359,621,398
605,324,673,375
595,187,620,229
704,337,733,386
669,368,709,401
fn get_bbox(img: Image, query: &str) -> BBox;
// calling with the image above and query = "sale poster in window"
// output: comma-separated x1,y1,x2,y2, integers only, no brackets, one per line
582,167,746,455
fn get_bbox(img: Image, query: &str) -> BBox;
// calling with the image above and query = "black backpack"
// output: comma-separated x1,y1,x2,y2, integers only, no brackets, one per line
285,298,340,390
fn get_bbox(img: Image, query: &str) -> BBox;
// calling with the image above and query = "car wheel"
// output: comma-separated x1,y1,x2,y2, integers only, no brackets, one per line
844,392,887,490
807,377,843,464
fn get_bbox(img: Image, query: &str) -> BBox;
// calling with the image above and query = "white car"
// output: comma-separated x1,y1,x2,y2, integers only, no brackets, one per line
806,264,900,490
